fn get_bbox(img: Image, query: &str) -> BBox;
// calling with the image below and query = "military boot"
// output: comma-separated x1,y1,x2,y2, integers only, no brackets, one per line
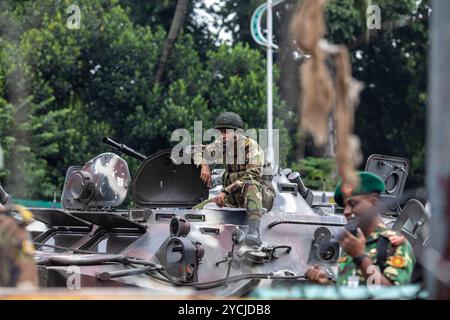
245,218,262,247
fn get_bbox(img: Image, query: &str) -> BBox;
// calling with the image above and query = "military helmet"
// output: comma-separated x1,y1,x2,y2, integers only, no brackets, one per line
214,112,244,130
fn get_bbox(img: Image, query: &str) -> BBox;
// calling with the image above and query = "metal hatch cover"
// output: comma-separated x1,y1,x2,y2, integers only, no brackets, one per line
30,208,92,228
132,149,209,208
61,153,131,210
365,154,409,207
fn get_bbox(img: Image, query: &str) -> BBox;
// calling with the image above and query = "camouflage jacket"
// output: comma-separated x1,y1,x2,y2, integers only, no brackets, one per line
193,135,265,194
336,223,415,286
0,213,38,287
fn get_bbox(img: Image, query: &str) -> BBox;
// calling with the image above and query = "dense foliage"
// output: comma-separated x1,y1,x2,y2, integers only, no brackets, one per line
0,0,429,199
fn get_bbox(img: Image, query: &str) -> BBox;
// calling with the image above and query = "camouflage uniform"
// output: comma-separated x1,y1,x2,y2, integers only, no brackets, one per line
336,223,415,286
0,212,38,287
194,134,275,219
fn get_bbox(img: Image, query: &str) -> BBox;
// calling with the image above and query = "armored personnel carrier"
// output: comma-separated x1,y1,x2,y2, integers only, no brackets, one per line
26,139,429,296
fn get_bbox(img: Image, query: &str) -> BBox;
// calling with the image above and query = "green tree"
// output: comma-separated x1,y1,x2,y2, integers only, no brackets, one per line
0,0,291,199
291,157,338,190
351,0,429,187
276,0,429,188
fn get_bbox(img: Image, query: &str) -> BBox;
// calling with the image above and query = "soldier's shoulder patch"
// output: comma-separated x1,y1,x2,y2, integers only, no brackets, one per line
386,255,406,268
15,205,34,225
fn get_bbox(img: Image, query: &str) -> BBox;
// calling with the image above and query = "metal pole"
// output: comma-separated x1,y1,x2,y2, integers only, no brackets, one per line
427,0,450,299
267,0,274,164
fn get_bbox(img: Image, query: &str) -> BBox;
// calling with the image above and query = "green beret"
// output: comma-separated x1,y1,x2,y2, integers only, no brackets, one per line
334,172,385,207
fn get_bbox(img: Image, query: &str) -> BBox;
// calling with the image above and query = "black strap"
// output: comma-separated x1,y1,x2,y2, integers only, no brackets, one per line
375,236,392,272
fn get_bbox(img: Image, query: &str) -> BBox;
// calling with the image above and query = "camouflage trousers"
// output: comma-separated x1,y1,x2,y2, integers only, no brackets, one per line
196,180,275,220
0,215,37,287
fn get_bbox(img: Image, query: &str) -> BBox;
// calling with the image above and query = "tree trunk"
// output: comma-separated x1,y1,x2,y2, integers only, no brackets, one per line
154,0,189,85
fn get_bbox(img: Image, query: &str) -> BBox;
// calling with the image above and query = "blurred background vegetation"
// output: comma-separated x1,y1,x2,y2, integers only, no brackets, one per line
0,0,429,199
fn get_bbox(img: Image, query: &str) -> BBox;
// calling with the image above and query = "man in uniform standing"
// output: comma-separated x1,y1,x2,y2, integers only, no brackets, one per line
193,112,275,246
306,172,415,286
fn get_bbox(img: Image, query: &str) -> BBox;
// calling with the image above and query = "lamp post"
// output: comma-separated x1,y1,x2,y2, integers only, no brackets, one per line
266,0,274,164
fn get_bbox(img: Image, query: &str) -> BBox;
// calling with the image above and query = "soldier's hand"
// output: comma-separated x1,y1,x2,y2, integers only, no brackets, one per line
340,228,366,257
200,163,212,186
214,192,226,207
305,266,330,284
389,234,406,246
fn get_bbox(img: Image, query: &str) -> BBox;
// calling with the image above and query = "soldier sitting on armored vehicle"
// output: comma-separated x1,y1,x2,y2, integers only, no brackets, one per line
306,172,415,286
193,112,275,247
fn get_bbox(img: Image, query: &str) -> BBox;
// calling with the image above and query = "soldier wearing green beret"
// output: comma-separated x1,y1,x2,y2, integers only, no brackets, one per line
306,171,415,287
193,112,275,246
